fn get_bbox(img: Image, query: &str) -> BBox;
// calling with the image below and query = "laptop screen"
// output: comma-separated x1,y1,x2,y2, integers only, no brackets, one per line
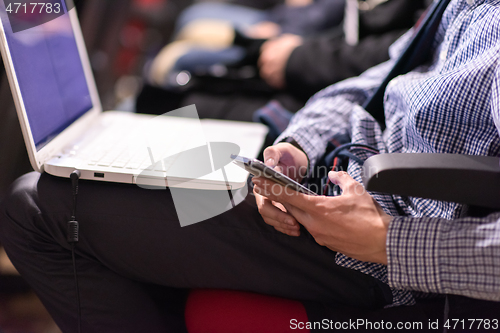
1,3,93,150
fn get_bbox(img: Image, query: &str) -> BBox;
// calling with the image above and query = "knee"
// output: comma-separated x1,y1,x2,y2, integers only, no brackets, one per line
0,172,41,233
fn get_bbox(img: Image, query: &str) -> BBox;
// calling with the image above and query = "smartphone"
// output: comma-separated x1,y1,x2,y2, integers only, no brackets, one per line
231,155,318,196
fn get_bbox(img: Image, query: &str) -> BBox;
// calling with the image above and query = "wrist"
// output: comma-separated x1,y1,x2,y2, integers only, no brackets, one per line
284,137,305,153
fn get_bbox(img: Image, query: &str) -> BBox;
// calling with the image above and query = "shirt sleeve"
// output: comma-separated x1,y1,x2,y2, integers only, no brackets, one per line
275,35,408,168
388,57,500,300
387,212,500,301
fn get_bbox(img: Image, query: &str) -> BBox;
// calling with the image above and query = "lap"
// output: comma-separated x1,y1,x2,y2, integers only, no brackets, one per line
0,172,391,308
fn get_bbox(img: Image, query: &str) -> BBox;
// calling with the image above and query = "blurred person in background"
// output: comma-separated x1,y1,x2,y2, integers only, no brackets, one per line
260,0,431,100
139,0,428,123
147,0,346,89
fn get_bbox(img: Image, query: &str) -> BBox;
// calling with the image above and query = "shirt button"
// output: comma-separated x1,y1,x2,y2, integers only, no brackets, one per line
466,0,474,5
440,50,447,62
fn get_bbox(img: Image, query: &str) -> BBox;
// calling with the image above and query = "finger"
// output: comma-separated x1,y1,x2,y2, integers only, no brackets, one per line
260,65,273,84
261,213,297,228
260,58,276,77
274,165,284,173
260,38,277,53
261,206,299,228
271,200,286,212
260,40,271,53
261,61,284,89
274,225,301,237
266,73,282,89
263,146,282,168
270,74,285,89
253,177,316,211
259,41,278,64
264,217,301,231
281,202,309,225
258,51,270,70
328,171,359,194
258,47,271,70
255,189,299,226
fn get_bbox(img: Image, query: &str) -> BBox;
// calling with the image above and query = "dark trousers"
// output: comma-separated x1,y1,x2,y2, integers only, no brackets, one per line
0,172,395,332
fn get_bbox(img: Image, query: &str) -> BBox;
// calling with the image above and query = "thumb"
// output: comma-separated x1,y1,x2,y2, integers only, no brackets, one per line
263,146,281,168
328,171,358,193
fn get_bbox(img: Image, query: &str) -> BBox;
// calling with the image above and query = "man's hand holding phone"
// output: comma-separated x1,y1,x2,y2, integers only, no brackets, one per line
261,142,309,182
252,142,308,237
252,143,391,265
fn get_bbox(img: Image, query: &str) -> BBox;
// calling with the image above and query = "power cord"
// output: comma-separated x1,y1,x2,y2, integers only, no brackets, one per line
68,170,82,333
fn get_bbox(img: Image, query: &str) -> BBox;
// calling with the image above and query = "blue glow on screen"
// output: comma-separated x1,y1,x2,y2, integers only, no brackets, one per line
1,4,92,150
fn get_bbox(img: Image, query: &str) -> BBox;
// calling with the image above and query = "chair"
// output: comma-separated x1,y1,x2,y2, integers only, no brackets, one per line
184,153,500,333
363,153,500,211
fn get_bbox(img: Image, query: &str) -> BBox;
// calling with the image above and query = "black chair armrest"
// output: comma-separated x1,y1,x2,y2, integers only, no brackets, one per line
362,153,500,209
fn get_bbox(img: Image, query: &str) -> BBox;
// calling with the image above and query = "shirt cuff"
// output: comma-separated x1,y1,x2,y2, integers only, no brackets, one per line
386,216,443,294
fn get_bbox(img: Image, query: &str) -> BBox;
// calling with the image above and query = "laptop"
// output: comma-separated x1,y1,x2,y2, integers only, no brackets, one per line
0,2,267,190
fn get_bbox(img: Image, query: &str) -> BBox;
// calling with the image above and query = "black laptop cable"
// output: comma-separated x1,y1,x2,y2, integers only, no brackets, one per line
67,170,82,333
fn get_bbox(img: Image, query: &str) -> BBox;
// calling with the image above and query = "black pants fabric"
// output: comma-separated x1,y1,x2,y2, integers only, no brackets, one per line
0,172,394,332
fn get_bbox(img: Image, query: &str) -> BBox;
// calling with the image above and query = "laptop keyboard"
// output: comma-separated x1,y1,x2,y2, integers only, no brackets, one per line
67,116,190,172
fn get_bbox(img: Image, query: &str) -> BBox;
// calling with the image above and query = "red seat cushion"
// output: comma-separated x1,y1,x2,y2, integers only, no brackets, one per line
185,289,310,333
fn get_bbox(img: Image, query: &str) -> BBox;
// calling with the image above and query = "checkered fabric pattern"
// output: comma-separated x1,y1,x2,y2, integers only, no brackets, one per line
277,0,500,306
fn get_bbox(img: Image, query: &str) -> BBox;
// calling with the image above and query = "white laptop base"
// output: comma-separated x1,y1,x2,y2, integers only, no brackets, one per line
45,111,267,190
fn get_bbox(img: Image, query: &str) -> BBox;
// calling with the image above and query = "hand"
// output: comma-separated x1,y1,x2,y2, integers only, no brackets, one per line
262,142,308,182
258,34,303,89
253,171,392,264
285,0,313,6
245,21,281,39
254,191,302,236
253,143,308,236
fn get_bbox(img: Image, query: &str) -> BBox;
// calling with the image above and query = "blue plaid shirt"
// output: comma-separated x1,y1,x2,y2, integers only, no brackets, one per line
277,0,500,306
